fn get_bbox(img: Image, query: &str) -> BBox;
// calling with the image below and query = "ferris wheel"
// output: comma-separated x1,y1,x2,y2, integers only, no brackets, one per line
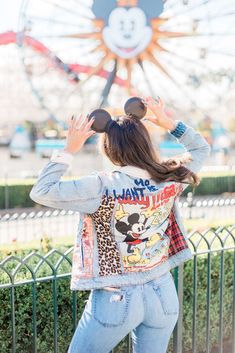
17,0,235,121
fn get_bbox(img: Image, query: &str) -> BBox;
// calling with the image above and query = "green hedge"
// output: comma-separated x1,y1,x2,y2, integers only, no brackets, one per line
0,183,35,209
182,174,235,196
0,250,233,353
0,174,234,209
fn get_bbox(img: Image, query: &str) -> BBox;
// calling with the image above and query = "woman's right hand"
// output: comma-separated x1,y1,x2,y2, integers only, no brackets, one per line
142,96,176,131
64,114,95,155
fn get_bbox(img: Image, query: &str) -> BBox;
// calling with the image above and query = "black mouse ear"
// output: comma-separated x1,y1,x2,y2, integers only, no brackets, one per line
128,213,140,224
124,97,147,120
88,109,112,133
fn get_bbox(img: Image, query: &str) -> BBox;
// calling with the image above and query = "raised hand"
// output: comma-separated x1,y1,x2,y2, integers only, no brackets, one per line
64,114,96,155
142,96,176,131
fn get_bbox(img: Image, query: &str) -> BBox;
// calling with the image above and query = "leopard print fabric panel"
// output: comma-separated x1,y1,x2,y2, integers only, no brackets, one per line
91,195,122,276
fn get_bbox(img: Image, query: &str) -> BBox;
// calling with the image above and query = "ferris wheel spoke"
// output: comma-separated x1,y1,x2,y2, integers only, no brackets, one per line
161,54,226,101
127,65,135,96
167,0,234,24
149,54,208,114
23,47,81,82
81,52,115,82
156,31,235,42
193,11,235,22
161,11,235,31
139,49,201,109
164,0,211,13
138,59,162,98
25,15,90,28
207,50,235,57
162,52,210,74
140,49,179,82
71,0,92,8
150,42,169,54
165,0,212,17
100,59,117,107
194,32,235,37
160,47,226,73
40,0,93,20
160,37,232,55
58,32,102,40
35,30,101,41
78,42,107,56
153,30,191,40
138,59,178,110
51,42,99,56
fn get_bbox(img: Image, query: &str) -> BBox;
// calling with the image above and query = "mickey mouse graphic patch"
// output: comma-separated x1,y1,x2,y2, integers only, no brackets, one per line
113,182,182,273
114,202,170,272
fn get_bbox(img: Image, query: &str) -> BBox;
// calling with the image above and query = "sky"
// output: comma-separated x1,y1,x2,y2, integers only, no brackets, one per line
0,0,22,32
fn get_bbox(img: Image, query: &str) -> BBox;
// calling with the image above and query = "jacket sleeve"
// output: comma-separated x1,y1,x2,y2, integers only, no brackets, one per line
170,121,211,173
30,151,104,213
170,121,211,174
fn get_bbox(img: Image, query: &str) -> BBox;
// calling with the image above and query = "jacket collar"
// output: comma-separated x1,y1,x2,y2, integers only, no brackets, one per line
113,165,152,179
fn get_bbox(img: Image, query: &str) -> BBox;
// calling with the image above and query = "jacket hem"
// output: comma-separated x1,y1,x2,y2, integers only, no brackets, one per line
70,248,193,291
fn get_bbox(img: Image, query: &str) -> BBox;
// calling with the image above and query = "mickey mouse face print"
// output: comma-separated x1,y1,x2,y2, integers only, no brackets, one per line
103,7,152,59
92,0,164,59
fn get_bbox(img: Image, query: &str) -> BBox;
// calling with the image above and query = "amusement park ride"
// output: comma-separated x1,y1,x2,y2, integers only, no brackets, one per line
1,0,235,122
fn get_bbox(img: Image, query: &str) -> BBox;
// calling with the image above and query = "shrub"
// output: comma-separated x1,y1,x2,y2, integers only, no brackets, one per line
182,175,235,196
0,182,34,209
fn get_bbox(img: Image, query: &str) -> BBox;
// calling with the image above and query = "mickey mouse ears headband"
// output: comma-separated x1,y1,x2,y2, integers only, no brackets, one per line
88,97,147,133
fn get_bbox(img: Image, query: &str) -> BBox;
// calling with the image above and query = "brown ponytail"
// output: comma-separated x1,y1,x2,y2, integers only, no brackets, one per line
99,115,199,186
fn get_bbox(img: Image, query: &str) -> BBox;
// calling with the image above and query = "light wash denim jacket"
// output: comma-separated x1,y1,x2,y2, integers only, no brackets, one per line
30,122,210,290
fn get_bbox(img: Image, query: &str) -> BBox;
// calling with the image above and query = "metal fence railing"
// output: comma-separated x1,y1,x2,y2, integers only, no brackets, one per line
0,208,78,246
0,226,234,353
179,195,235,219
1,196,235,246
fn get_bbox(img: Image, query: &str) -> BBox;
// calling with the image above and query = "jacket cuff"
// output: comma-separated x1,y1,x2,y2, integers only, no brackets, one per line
50,150,74,167
170,121,187,138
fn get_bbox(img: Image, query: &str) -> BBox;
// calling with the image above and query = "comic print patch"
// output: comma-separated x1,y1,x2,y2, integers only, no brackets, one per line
113,183,182,273
71,216,94,280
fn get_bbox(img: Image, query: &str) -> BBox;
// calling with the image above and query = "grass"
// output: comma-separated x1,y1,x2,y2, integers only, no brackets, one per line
184,217,235,231
0,235,74,254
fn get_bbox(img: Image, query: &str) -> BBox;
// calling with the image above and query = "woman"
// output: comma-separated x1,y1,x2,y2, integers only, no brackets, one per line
30,96,210,353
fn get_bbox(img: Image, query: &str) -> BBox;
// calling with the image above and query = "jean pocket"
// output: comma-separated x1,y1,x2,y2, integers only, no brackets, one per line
92,289,131,327
153,274,179,315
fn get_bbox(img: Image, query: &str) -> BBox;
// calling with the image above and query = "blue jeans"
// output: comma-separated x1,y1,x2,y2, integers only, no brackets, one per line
68,271,179,353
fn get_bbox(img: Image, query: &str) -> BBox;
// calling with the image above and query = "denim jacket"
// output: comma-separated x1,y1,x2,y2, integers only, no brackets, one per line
30,122,210,290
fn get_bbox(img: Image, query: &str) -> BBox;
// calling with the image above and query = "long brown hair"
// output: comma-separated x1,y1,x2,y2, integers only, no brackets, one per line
99,115,199,186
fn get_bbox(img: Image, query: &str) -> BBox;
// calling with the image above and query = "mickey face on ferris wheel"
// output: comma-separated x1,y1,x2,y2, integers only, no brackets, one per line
92,0,164,59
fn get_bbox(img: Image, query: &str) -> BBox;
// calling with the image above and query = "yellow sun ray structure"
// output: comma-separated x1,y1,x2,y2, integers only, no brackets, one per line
59,7,193,95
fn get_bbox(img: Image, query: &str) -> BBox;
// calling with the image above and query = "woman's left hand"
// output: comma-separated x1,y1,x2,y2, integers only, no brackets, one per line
142,96,176,131
64,115,96,155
